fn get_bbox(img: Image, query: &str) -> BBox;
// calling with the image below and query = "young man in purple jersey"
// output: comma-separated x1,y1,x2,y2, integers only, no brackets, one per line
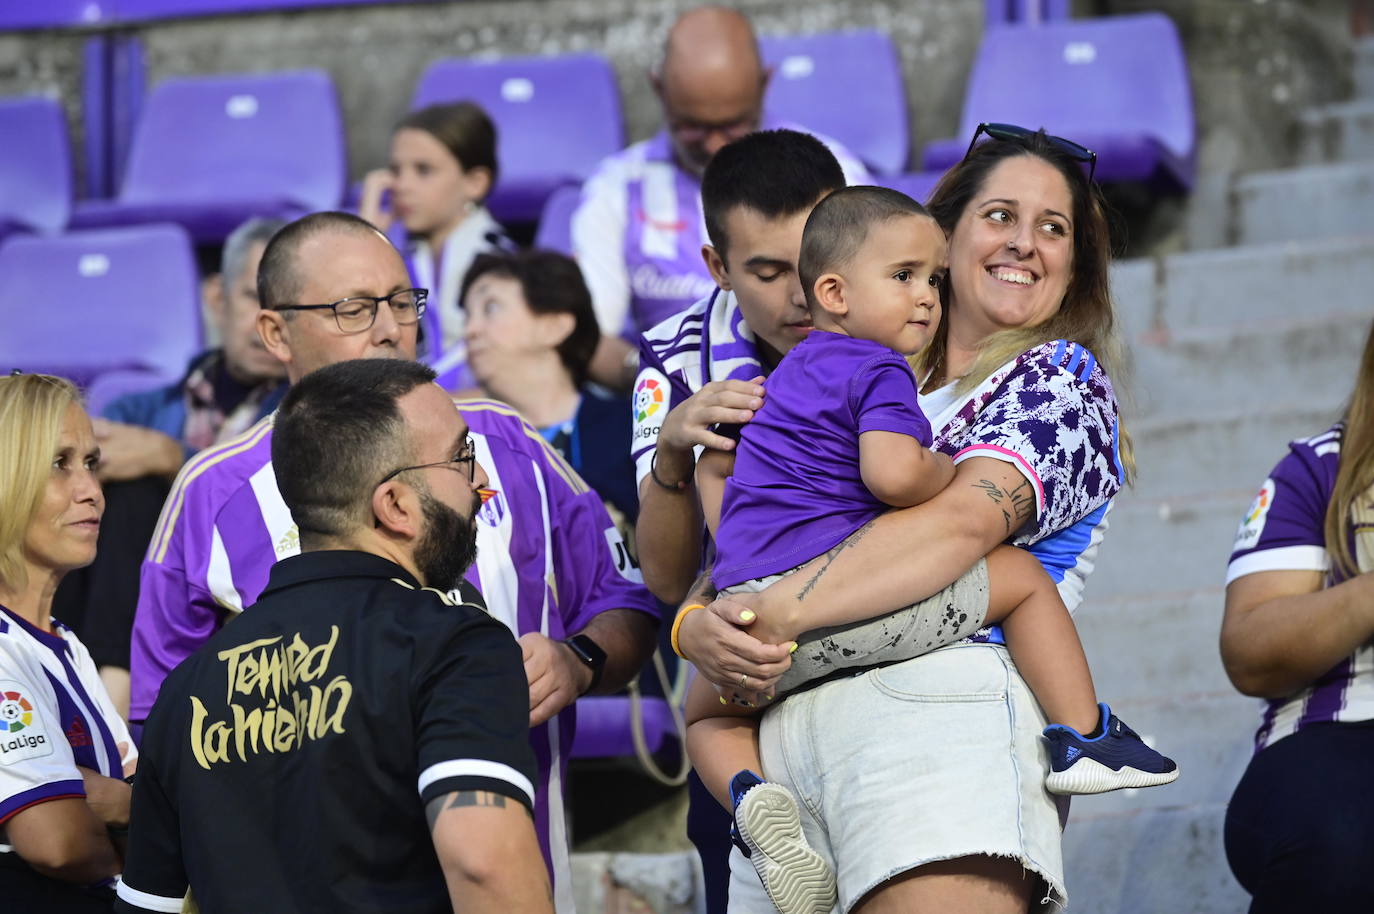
127,212,658,912
571,6,868,390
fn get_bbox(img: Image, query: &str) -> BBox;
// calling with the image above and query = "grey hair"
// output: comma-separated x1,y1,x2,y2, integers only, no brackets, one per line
221,217,287,287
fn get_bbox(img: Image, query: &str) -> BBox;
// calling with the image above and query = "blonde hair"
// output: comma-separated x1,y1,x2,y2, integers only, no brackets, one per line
0,374,83,592
915,132,1134,482
1326,321,1374,578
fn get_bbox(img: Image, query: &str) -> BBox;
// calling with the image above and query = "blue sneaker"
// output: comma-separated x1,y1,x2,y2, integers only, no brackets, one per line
729,770,836,914
1044,703,1179,796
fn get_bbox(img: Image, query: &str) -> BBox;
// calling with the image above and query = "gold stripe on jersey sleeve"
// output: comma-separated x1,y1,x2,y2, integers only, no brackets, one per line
149,415,276,564
452,397,590,496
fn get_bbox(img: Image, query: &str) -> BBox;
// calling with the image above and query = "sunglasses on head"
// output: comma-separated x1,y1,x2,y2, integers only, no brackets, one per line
964,122,1097,184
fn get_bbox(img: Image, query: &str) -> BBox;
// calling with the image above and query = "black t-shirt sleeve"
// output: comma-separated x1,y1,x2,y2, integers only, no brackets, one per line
412,611,536,812
114,733,189,913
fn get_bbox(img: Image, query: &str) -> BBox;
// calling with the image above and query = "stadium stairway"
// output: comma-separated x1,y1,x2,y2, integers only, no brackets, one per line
1061,35,1374,914
570,36,1374,914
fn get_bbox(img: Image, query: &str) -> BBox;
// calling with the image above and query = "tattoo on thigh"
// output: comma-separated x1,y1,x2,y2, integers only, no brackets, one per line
426,790,507,831
972,477,1035,535
795,520,875,603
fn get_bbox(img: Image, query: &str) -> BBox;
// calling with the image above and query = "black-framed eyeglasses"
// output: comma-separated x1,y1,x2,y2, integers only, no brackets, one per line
378,434,476,486
964,122,1097,184
271,288,429,334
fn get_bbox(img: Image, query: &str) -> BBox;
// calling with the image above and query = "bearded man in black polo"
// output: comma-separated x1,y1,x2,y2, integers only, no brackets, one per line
116,359,552,914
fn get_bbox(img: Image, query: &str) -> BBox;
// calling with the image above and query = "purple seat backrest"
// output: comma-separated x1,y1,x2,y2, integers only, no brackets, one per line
0,224,201,387
119,70,345,210
0,0,107,30
959,14,1193,170
412,54,624,206
532,183,581,256
0,97,72,234
758,30,908,176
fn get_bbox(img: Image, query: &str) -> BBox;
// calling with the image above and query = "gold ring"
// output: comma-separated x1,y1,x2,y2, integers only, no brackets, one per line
739,673,749,688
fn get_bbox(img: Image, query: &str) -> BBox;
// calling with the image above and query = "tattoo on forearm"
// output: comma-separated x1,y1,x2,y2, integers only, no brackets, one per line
794,520,875,603
689,569,718,604
426,790,507,832
972,477,1035,535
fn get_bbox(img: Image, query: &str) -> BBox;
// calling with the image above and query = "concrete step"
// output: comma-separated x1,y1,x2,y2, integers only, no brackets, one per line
571,851,697,913
1298,99,1374,164
1088,498,1244,601
1076,589,1237,705
1130,235,1374,336
1126,403,1341,500
1234,161,1374,245
1357,36,1374,100
1129,313,1361,418
1063,802,1249,914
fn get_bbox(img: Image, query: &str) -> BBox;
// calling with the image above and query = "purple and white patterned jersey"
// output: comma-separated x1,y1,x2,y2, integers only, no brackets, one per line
129,398,656,913
571,121,869,339
1226,424,1374,752
635,303,1123,619
0,606,136,835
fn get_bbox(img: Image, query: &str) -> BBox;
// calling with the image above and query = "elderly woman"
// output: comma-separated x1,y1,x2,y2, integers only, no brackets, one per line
676,125,1131,912
1220,319,1374,912
0,374,137,911
459,249,639,523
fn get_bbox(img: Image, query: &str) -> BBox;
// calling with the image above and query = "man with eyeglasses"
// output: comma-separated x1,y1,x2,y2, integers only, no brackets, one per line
127,211,658,912
570,4,868,389
117,358,554,914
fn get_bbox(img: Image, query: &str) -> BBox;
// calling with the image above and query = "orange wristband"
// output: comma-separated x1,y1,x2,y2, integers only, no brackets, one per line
670,603,707,659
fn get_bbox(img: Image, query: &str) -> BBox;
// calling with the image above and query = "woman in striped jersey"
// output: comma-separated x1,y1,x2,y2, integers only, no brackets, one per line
0,374,139,911
1221,319,1374,913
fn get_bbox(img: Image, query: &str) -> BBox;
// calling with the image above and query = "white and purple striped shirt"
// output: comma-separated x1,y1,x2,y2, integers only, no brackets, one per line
0,607,135,843
129,397,656,912
572,121,869,340
1226,424,1374,751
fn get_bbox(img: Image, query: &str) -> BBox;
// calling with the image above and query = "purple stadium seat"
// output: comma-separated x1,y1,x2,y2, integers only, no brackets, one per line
873,171,944,206
571,695,677,759
532,183,581,255
0,224,201,396
985,0,1071,26
412,54,623,225
0,97,72,240
71,70,345,242
924,13,1195,191
759,30,908,176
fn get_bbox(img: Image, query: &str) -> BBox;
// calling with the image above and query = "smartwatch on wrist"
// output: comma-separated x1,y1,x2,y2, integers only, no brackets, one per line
563,634,607,695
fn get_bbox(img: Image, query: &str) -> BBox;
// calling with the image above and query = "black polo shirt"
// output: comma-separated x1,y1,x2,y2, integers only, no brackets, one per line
115,550,535,914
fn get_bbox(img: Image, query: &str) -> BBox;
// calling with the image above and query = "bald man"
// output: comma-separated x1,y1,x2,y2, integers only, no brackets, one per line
570,5,868,388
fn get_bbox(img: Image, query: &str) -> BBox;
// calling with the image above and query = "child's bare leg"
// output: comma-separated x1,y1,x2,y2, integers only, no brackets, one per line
982,545,1099,734
685,674,765,810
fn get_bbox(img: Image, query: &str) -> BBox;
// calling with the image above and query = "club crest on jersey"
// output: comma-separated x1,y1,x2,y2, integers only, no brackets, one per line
478,488,507,527
1234,478,1276,552
0,683,53,764
635,376,666,423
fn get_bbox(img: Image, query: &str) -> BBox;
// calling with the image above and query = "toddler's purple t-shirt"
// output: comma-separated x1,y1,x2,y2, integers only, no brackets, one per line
713,331,932,589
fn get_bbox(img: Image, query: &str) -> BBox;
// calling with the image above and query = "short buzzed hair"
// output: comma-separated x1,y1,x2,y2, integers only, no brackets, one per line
256,211,387,309
272,358,437,544
799,186,932,306
702,129,846,263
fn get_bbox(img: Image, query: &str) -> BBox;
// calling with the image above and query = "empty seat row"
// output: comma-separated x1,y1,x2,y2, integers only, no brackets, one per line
1,14,1194,247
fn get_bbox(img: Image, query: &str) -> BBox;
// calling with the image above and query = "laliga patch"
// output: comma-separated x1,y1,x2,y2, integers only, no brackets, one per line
0,682,53,765
1233,479,1275,552
604,527,644,584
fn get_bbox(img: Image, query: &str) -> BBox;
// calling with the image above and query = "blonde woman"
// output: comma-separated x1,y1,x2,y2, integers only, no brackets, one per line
0,374,137,911
1221,319,1374,912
